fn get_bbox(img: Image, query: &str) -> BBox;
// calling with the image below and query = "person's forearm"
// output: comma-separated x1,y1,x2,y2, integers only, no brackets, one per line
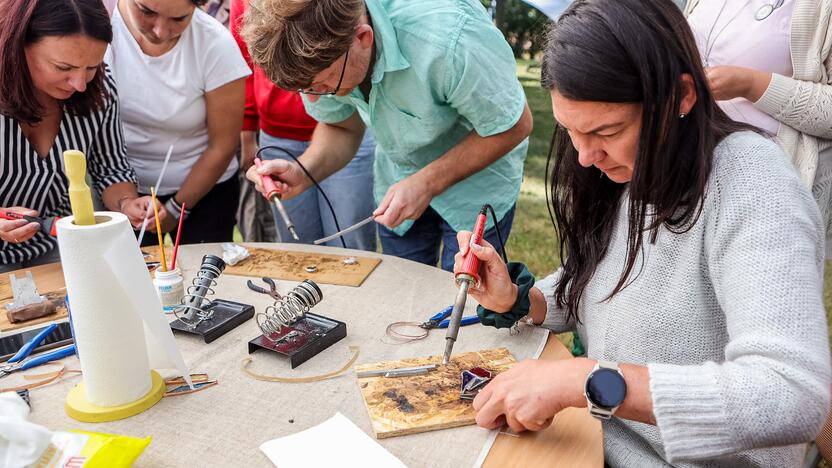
565,358,656,425
528,287,547,325
299,119,365,185
417,103,532,197
743,69,772,103
240,130,258,172
176,145,236,207
101,182,139,212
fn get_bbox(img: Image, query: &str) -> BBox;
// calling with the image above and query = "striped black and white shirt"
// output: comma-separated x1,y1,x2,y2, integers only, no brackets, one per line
0,67,137,265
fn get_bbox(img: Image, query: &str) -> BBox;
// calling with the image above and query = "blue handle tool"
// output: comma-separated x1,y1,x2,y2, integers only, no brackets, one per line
19,345,77,371
8,323,57,364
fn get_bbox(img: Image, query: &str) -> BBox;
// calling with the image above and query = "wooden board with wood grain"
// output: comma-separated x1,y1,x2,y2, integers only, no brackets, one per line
483,334,604,467
355,348,516,439
0,263,68,332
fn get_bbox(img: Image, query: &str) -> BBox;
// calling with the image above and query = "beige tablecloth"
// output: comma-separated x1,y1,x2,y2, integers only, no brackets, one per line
20,243,549,467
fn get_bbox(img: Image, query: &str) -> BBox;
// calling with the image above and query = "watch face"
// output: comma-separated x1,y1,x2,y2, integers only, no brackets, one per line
586,368,627,409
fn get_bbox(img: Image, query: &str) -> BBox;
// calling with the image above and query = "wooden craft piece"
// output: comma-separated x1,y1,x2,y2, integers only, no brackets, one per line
0,265,68,332
355,348,516,439
143,246,380,287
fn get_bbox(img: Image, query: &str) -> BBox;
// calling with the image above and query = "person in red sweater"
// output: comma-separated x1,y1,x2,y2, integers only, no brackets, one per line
230,0,376,250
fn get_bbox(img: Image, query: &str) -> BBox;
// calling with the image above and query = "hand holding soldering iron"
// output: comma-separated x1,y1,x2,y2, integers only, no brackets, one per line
247,158,310,201
248,157,433,230
453,233,518,313
372,172,433,229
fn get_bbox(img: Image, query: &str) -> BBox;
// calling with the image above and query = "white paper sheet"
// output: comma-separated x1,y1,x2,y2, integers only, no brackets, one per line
260,413,406,468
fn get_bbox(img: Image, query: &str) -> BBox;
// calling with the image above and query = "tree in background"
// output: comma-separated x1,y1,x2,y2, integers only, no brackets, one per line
481,0,552,58
483,0,687,58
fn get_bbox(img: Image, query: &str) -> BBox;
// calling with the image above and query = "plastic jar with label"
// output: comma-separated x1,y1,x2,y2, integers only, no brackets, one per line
153,267,184,313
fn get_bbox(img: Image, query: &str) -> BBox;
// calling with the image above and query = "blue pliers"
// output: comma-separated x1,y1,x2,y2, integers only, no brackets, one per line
420,305,480,330
0,323,77,379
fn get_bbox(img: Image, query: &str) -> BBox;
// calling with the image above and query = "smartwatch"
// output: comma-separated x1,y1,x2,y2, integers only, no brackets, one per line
584,360,627,420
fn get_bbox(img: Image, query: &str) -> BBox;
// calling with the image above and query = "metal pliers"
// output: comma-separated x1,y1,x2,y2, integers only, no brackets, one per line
0,323,77,379
420,305,480,330
246,277,283,300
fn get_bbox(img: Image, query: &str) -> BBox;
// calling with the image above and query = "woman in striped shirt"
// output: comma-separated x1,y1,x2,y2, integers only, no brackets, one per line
0,0,150,273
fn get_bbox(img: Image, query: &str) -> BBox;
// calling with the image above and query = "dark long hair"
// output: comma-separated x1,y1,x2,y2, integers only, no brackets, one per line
542,0,750,323
0,0,112,124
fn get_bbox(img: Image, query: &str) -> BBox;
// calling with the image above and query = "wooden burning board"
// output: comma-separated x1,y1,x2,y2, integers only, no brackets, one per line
221,247,381,287
144,246,381,287
355,348,516,439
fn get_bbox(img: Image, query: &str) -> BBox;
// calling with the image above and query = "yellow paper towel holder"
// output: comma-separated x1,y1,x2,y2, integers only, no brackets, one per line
65,370,165,423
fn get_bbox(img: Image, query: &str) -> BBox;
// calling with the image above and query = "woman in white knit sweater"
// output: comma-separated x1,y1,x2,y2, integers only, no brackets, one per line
455,0,831,466
685,0,832,250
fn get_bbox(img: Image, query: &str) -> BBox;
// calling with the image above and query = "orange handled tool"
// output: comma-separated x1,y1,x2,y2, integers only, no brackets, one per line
443,205,488,365
253,158,299,240
0,211,59,237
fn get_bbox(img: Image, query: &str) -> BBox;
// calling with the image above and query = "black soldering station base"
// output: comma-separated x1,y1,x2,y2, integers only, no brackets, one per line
171,299,254,344
248,313,346,368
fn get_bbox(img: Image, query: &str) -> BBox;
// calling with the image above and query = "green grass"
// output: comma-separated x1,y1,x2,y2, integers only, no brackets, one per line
511,59,832,350
507,60,561,277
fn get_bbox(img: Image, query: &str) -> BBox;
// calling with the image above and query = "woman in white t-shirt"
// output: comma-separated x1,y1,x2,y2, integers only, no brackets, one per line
106,0,250,243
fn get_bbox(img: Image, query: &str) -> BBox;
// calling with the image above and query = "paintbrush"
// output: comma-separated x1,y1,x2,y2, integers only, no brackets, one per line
137,144,174,244
150,187,168,272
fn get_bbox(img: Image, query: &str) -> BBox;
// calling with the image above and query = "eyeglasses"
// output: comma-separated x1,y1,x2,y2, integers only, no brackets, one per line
298,49,350,96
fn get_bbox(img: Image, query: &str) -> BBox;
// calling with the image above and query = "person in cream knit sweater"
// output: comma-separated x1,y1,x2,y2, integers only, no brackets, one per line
455,1,831,466
685,0,832,251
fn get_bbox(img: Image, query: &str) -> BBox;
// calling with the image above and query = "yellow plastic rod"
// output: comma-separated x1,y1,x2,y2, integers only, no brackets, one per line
63,150,95,226
150,187,168,272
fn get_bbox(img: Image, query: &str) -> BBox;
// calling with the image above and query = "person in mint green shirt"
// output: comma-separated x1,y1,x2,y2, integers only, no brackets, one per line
242,0,531,270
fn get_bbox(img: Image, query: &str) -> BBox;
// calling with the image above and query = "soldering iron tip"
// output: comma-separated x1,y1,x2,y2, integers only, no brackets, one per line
289,228,299,241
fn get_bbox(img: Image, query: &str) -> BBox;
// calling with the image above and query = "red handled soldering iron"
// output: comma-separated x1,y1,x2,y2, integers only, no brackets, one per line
0,210,59,237
443,205,488,365
253,158,299,240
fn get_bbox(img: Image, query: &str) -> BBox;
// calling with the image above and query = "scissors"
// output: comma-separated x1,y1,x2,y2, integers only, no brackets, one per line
419,305,479,330
246,277,282,301
0,323,77,379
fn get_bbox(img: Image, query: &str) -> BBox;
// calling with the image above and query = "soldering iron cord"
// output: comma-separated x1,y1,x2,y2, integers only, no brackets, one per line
254,146,346,248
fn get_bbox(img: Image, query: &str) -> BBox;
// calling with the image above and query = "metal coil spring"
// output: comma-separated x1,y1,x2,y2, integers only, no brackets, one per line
174,261,223,326
257,280,322,338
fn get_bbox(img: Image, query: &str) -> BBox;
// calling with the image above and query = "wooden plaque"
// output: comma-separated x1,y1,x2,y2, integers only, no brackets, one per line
355,348,516,439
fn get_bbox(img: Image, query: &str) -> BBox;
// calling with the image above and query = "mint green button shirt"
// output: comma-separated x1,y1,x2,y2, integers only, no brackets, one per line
304,0,528,235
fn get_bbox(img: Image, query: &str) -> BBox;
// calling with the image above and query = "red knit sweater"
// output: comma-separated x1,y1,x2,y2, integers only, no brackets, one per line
230,0,317,141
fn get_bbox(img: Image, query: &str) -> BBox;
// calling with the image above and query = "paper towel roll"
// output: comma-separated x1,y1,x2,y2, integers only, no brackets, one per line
57,212,191,407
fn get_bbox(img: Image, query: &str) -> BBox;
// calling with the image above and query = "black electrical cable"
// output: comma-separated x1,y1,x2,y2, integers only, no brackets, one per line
482,203,509,264
254,146,346,248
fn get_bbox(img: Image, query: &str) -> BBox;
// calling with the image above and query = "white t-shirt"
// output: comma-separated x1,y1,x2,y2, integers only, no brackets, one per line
689,0,795,136
105,7,251,195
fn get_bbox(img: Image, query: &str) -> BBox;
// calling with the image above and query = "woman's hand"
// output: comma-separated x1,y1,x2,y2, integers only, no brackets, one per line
155,204,177,234
453,231,518,312
120,196,153,228
473,358,594,432
0,207,41,244
706,66,771,102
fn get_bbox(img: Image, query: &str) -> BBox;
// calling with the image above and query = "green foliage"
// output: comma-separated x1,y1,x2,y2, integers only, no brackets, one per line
481,0,552,57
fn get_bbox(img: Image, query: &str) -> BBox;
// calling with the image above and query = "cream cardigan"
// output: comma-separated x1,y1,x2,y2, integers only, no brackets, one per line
685,0,832,187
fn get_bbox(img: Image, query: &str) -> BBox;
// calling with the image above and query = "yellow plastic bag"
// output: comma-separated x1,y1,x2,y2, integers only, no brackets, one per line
34,430,150,467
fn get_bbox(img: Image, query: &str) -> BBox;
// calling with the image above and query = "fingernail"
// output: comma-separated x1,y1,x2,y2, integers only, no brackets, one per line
470,242,482,250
